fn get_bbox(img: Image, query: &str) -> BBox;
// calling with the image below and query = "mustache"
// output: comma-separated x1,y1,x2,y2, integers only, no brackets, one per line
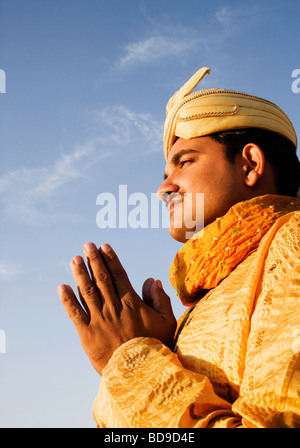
160,192,183,208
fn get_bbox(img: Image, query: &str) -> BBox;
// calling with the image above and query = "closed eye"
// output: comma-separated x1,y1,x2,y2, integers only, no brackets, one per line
180,159,194,168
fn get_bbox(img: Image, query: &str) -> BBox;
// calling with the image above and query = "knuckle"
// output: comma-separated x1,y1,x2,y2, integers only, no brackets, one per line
104,302,121,317
95,271,110,283
111,268,127,282
122,293,136,310
87,250,99,262
75,264,88,276
59,291,70,304
69,307,82,322
81,283,98,298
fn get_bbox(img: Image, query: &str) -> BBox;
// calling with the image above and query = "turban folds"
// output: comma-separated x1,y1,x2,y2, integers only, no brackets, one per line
163,67,297,159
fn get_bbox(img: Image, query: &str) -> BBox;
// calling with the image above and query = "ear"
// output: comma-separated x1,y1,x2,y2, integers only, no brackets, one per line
241,143,265,187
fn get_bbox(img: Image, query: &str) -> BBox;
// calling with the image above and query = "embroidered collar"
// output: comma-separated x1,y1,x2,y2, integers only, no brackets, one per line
169,195,300,306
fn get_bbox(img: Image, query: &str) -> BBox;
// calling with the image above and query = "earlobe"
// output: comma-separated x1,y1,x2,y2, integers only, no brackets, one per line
242,144,265,187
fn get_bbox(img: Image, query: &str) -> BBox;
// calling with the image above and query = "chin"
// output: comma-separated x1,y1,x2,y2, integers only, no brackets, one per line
168,226,193,243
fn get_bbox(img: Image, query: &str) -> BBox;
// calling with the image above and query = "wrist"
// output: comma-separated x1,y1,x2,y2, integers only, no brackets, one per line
101,337,165,377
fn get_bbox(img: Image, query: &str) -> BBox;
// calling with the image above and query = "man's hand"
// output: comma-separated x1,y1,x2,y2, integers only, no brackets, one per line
57,243,177,375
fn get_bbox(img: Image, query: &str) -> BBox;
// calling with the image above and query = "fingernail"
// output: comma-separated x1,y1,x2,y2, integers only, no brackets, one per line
57,284,67,294
73,256,84,265
156,280,163,289
100,244,111,254
84,242,97,252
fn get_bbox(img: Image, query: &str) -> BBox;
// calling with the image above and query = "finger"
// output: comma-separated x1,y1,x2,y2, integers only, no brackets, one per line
58,284,89,327
148,280,174,320
83,243,121,307
142,278,155,306
70,255,102,314
99,244,135,300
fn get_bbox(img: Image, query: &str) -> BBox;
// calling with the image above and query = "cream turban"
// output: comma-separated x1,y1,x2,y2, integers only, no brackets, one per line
164,67,297,159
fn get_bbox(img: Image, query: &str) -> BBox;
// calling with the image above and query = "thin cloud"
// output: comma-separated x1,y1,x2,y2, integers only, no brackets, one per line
0,106,163,224
0,260,27,281
95,105,163,150
116,7,254,70
215,6,238,25
215,5,256,30
0,141,95,198
58,258,71,272
117,35,198,69
0,140,97,224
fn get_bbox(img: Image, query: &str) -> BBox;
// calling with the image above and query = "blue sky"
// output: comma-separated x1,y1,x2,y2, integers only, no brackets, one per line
0,0,299,428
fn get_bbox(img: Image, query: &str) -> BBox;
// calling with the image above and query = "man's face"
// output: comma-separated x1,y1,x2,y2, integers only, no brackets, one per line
157,136,245,243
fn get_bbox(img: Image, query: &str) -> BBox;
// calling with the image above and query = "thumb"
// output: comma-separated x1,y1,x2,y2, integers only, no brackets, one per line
149,280,175,320
142,277,155,306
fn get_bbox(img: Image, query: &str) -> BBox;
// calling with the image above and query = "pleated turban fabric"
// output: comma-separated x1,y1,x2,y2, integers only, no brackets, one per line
163,67,297,159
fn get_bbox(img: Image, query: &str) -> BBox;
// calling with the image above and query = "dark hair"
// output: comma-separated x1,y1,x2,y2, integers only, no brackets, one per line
210,128,300,197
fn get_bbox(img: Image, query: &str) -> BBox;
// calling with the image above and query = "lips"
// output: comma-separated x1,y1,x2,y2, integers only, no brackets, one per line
166,193,183,214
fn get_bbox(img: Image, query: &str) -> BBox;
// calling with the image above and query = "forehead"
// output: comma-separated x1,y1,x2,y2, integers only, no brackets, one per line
163,136,226,178
166,136,218,164
167,136,213,159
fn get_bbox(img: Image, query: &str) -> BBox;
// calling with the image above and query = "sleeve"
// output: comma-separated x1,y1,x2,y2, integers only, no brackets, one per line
93,213,300,429
92,337,242,428
232,217,300,428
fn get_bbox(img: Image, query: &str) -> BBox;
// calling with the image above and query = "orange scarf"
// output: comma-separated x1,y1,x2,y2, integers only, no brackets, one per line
169,195,300,306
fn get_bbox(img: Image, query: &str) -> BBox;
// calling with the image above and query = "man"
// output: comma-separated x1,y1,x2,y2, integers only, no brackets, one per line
58,67,300,427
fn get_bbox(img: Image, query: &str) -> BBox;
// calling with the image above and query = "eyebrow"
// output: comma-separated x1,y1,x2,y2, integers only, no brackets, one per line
163,149,200,180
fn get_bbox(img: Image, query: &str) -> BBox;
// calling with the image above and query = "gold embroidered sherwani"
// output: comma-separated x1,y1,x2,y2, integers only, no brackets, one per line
93,196,300,428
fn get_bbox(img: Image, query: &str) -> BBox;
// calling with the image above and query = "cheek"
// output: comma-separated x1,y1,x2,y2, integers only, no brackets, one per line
205,173,241,219
204,161,237,191
188,166,224,194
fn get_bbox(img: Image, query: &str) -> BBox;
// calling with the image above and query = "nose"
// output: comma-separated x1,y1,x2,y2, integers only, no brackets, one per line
157,176,180,203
